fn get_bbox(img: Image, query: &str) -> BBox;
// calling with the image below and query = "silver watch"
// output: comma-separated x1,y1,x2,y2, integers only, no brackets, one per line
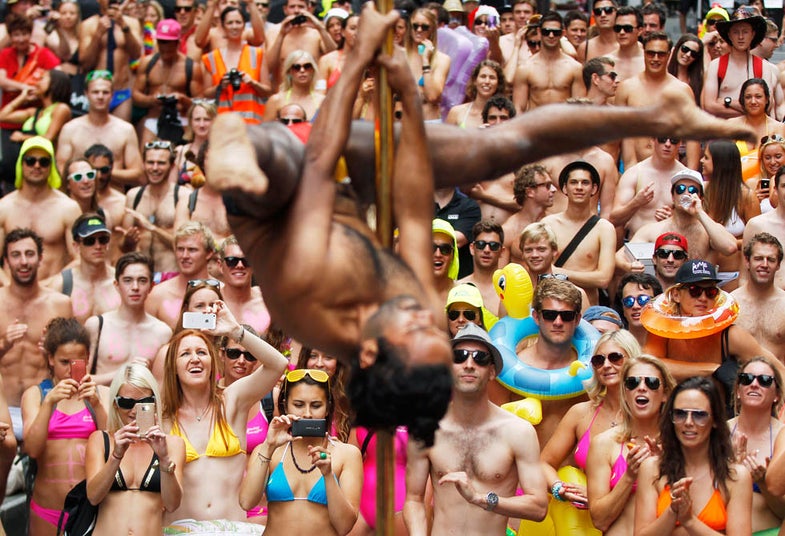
485,491,499,511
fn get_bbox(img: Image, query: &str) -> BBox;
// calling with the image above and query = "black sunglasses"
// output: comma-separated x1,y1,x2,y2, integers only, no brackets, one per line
624,376,661,390
680,44,700,59
539,309,578,322
527,40,541,48
433,243,454,255
453,348,494,367
684,284,719,299
23,156,51,167
223,256,249,268
291,63,314,71
412,23,430,31
738,372,775,388
115,395,155,410
448,309,478,321
224,348,257,362
613,24,635,33
591,352,624,368
674,183,700,196
645,50,668,58
81,234,110,247
187,278,221,288
541,27,562,36
603,71,618,80
474,240,501,251
279,117,304,125
593,5,616,15
96,165,112,175
657,137,680,145
175,5,194,11
622,294,651,308
654,248,688,260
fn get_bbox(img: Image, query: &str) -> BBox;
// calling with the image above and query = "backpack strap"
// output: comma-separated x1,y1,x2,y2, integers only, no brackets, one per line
61,268,73,297
554,215,600,268
185,57,193,98
753,55,763,78
144,53,160,94
90,315,103,375
360,429,375,457
132,185,146,211
261,392,274,422
717,53,729,85
174,183,180,208
188,189,198,217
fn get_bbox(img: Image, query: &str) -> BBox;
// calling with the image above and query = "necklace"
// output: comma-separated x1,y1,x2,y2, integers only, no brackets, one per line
194,404,211,422
290,442,317,474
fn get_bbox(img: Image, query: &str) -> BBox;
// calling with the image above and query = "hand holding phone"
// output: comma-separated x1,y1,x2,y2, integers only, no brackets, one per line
760,178,770,190
182,312,216,330
70,360,86,383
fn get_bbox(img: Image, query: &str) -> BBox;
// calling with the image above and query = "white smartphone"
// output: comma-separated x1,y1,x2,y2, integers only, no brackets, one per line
182,312,216,330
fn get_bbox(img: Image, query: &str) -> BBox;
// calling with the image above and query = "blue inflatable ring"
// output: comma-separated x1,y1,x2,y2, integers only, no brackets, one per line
490,316,600,400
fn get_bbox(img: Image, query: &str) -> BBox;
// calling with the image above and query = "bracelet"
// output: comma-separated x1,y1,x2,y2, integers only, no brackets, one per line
257,452,271,463
111,452,123,461
551,480,566,501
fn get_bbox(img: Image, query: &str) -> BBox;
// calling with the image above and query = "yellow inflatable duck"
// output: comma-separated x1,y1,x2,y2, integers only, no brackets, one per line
493,263,533,319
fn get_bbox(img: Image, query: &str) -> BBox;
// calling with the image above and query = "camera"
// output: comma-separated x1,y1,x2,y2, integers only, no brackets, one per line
227,68,243,91
157,94,178,107
40,8,49,17
292,14,307,25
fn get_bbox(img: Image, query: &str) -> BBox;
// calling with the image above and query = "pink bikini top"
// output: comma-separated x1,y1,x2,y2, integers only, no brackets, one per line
609,442,636,492
245,403,269,454
48,406,96,440
574,403,602,470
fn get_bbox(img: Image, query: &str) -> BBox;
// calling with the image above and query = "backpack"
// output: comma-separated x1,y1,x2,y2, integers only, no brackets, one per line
56,431,109,536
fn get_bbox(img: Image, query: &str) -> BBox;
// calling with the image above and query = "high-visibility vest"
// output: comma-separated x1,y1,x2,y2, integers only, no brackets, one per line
202,45,265,124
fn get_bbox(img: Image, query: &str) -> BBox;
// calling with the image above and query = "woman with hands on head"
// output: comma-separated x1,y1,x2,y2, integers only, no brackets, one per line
634,376,752,536
240,369,363,536
85,364,185,535
727,356,785,534
587,354,674,535
21,317,109,536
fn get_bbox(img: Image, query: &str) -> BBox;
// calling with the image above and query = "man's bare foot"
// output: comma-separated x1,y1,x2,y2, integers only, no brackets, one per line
207,113,269,195
657,89,756,143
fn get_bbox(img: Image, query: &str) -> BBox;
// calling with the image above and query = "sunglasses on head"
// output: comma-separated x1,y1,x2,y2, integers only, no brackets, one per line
622,294,651,308
657,137,680,145
279,117,304,125
680,44,700,59
655,248,688,260
23,156,51,167
68,170,96,182
433,243,454,255
672,408,710,426
538,273,568,282
453,348,494,367
86,69,113,82
591,352,624,368
624,375,661,390
684,284,719,299
593,5,616,15
645,50,668,58
448,309,478,321
291,63,314,72
541,27,562,36
223,256,248,268
187,278,221,289
81,234,110,247
673,183,700,195
115,395,155,410
761,134,785,145
539,309,578,322
527,40,541,48
412,22,430,31
738,372,775,388
145,140,172,151
474,240,501,251
286,368,330,383
613,23,635,33
224,347,257,362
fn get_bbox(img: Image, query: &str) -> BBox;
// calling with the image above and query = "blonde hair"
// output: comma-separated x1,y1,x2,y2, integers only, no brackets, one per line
107,364,163,433
585,329,641,403
282,50,319,92
617,354,675,442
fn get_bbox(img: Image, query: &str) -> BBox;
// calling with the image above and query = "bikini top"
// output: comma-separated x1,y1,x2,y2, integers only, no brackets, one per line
245,403,269,454
609,442,636,492
266,442,338,506
110,453,161,493
574,403,602,471
170,416,244,463
656,484,727,531
48,406,97,440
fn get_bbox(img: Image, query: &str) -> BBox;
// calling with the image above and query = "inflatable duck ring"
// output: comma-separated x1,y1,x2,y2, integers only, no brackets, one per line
640,290,739,340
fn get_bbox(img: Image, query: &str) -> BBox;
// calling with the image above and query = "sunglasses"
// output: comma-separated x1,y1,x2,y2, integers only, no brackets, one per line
453,348,494,367
145,140,172,151
187,278,221,289
291,63,314,72
175,5,194,11
657,137,680,145
603,71,618,80
591,352,624,368
613,24,636,33
622,294,651,308
448,309,478,321
672,408,710,426
81,234,110,247
541,27,562,37
279,117,304,125
680,44,700,59
624,376,662,390
593,5,616,15
96,165,112,175
412,23,430,31
761,134,785,145
527,40,541,48
86,69,113,82
286,368,329,383
673,183,700,195
224,348,257,362
644,50,668,58
738,372,775,388
474,240,501,251
68,170,97,182
705,18,721,26
654,248,688,260
433,243,454,255
223,256,248,268
474,18,489,26
539,309,578,322
255,2,269,6
538,273,568,282
23,156,51,167
115,395,155,410
684,284,719,299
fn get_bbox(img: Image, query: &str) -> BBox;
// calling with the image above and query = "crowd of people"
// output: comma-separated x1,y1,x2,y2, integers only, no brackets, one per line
0,0,780,533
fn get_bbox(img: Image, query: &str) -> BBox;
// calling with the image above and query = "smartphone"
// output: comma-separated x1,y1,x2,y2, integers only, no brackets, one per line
182,312,216,330
292,14,307,25
291,418,327,437
135,402,156,436
40,8,49,16
70,360,86,383
488,15,497,28
760,178,770,190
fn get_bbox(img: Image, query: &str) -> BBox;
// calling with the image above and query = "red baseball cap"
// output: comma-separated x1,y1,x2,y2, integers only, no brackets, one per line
654,232,688,252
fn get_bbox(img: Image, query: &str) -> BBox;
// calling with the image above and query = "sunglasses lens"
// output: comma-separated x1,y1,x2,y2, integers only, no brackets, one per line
624,377,641,389
591,354,605,368
759,375,775,387
644,377,661,390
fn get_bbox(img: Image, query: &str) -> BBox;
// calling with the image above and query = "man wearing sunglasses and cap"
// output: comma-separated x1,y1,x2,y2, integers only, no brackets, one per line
405,323,548,536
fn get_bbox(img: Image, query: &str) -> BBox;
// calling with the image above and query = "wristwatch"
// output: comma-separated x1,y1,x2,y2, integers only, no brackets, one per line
724,97,732,109
161,460,176,474
485,491,499,511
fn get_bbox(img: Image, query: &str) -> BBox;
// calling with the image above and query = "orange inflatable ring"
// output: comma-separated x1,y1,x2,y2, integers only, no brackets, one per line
639,290,739,340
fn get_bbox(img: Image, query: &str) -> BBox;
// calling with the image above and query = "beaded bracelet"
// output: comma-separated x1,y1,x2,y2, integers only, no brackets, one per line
551,480,566,501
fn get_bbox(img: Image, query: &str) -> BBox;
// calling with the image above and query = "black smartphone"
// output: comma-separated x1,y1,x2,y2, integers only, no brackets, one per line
760,178,770,190
292,14,307,25
291,418,327,437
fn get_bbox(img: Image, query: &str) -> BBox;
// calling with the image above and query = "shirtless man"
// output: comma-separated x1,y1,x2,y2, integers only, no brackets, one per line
499,0,536,66
616,32,698,169
732,233,785,362
584,57,619,106
145,221,215,329
123,141,190,273
541,161,616,305
458,221,504,316
703,14,783,120
132,19,203,146
744,168,785,289
578,0,617,62
85,252,172,385
500,164,555,266
85,144,128,263
0,137,81,279
44,214,120,324
174,0,202,60
612,137,687,237
57,72,144,188
513,11,583,112
616,232,689,289
0,229,71,438
404,324,548,535
194,0,265,53
628,170,737,265
79,0,142,121
173,168,232,244
607,7,644,83
218,236,270,334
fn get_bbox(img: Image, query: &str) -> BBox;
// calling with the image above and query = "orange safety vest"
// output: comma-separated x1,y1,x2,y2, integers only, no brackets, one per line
202,45,265,124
